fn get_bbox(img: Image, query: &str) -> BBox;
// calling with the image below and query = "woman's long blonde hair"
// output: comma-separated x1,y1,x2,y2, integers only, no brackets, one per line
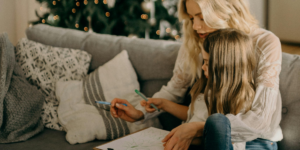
190,29,256,115
178,0,259,84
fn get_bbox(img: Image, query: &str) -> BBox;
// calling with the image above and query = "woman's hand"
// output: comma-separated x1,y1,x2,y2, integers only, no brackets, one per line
162,122,205,150
110,98,144,122
140,98,166,113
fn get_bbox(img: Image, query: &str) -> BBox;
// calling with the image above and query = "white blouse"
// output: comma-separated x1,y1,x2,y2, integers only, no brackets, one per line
135,28,283,149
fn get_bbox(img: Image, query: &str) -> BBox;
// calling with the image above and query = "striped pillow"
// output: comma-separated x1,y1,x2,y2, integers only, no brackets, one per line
56,50,142,144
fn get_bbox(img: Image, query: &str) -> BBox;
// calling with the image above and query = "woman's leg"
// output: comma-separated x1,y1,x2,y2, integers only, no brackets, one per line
203,113,233,150
246,138,278,150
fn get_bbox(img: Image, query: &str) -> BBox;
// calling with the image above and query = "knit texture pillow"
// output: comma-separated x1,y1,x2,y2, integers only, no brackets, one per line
56,50,161,144
15,38,92,131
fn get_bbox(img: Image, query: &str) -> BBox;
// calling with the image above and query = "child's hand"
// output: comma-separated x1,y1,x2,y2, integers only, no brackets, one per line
110,98,144,122
140,98,165,113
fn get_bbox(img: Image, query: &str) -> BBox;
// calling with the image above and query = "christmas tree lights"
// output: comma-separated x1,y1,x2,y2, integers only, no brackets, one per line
32,0,181,40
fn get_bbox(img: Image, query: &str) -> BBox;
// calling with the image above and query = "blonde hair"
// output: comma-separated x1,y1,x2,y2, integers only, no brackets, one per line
190,29,256,115
178,0,259,84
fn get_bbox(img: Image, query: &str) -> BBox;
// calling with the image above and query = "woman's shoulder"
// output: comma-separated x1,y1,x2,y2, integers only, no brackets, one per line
250,28,281,53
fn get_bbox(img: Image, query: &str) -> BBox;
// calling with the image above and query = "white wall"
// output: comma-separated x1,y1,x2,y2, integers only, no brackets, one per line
0,0,16,44
0,0,40,45
269,0,300,43
247,0,267,28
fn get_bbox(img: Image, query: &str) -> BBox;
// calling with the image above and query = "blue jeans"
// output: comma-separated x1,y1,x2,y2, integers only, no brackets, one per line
202,113,277,150
203,113,233,150
246,138,278,150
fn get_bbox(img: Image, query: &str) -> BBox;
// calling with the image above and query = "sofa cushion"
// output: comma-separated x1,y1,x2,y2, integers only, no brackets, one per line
25,24,181,135
26,24,180,82
278,52,300,150
0,129,109,150
15,38,92,131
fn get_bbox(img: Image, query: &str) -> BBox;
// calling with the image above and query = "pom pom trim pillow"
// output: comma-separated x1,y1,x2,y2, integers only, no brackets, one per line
15,38,92,130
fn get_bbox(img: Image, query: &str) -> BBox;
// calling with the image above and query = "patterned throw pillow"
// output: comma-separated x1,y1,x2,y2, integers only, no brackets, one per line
15,38,92,131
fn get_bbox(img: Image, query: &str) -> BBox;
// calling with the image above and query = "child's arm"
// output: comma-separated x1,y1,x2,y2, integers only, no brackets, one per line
141,98,189,121
110,98,144,122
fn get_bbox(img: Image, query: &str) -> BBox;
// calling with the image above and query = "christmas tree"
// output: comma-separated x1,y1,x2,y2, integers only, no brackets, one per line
33,0,181,40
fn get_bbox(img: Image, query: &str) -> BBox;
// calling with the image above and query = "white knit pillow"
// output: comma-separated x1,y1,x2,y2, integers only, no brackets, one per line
15,38,92,131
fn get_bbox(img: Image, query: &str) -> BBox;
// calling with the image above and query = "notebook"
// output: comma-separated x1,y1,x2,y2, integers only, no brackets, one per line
94,127,170,150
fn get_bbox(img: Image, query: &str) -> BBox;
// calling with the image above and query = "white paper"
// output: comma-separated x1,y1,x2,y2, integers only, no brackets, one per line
96,127,170,150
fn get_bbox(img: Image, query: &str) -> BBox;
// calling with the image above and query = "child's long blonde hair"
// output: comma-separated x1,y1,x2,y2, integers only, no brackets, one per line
178,0,259,84
190,29,256,115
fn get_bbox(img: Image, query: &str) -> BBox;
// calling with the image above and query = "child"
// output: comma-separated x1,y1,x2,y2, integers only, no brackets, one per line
110,28,257,149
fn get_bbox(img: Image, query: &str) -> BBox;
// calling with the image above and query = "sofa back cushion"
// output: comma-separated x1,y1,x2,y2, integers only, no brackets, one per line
278,52,300,150
26,24,181,97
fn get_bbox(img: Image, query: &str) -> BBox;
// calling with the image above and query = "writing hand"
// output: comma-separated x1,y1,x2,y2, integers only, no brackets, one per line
140,98,165,113
110,98,144,122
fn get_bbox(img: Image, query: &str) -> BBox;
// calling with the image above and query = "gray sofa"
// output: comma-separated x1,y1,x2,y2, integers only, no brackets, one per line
1,24,299,150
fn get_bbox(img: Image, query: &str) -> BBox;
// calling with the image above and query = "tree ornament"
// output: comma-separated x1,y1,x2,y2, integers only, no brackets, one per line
141,1,153,13
162,0,178,16
148,18,156,26
87,16,94,33
107,0,116,8
159,20,171,38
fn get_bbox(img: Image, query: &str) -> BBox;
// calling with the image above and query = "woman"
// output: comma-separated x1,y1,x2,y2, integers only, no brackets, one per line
111,0,282,149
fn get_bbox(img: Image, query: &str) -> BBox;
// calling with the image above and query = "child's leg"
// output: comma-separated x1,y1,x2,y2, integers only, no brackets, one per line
203,113,233,150
246,138,278,150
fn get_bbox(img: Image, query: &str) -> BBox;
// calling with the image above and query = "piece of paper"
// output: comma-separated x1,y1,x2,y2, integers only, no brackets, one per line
95,127,170,150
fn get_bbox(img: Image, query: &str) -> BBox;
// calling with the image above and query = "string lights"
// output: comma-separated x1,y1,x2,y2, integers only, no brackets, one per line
156,30,160,35
36,0,181,40
105,12,110,17
141,14,148,20
166,28,171,33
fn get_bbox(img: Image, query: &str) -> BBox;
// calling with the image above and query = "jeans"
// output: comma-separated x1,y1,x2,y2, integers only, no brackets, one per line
246,138,278,150
203,113,233,150
203,113,277,150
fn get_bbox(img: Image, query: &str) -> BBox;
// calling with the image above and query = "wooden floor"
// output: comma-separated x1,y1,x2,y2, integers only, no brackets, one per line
282,43,300,55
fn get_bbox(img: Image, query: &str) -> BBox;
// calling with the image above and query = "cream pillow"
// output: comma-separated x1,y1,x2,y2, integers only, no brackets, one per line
15,38,91,130
56,50,161,144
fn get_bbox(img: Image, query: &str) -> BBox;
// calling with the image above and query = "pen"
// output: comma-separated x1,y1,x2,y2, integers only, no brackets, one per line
135,89,160,112
95,101,127,106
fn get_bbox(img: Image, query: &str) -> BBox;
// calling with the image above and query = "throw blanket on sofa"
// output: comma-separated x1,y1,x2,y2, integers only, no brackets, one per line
0,33,45,143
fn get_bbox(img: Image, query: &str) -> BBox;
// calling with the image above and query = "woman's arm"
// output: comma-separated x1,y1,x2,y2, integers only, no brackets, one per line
141,98,189,121
135,45,196,122
162,99,189,121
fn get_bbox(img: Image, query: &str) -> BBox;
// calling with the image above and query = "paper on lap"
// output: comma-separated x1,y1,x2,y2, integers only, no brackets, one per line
95,127,170,150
